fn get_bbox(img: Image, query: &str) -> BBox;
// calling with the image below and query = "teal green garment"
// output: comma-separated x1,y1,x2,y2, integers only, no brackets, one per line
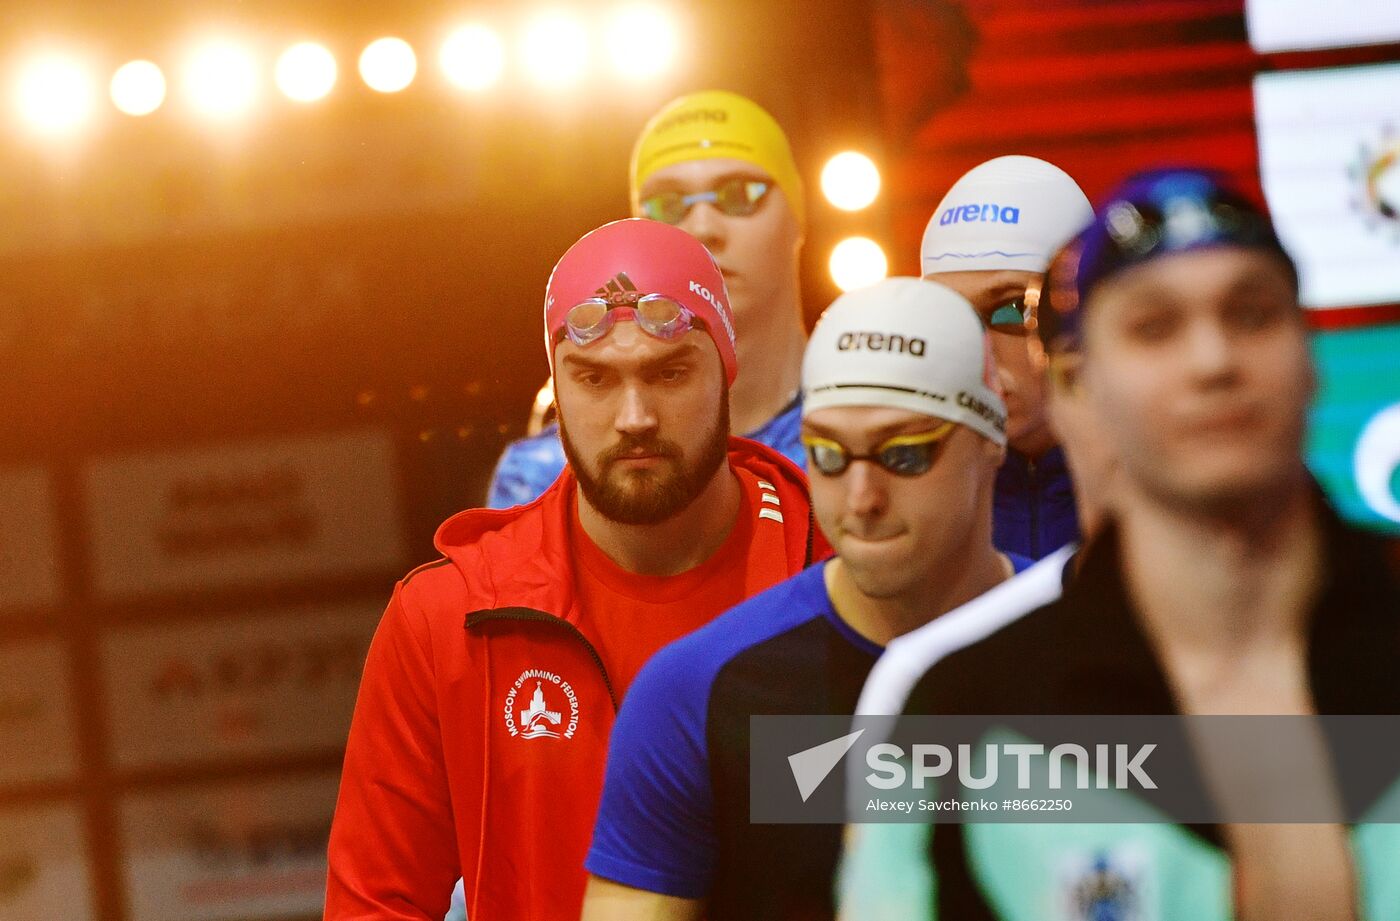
836,743,1400,920
838,818,1400,920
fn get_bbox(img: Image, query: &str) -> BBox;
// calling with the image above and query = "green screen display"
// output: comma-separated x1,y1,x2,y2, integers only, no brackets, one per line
1307,322,1400,536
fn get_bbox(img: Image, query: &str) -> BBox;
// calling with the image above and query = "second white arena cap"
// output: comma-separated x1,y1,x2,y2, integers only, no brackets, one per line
921,155,1092,276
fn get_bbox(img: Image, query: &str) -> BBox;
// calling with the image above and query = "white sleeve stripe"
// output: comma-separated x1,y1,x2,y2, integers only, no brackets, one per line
760,493,782,506
757,479,776,491
758,508,784,523
854,543,1077,717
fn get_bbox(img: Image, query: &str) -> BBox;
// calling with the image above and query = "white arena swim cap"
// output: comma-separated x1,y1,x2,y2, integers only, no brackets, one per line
921,155,1092,276
802,277,1007,445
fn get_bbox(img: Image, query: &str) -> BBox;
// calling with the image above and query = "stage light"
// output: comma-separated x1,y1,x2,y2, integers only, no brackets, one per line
359,37,416,93
605,5,678,80
441,25,505,91
15,53,96,137
110,60,165,116
183,41,258,118
276,42,337,103
521,12,589,88
821,152,881,211
829,237,888,292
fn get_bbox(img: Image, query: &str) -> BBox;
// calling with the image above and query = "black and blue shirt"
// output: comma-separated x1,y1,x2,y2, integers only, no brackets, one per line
587,555,1031,919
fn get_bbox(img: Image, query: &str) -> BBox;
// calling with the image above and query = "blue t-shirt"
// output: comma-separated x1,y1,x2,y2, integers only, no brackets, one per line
586,554,1031,916
485,397,805,509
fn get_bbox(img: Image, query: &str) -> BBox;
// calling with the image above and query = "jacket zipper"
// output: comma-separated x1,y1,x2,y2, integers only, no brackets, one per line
464,607,618,711
805,503,816,567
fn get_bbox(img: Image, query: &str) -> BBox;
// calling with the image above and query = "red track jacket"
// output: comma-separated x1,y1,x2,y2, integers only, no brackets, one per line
326,438,825,920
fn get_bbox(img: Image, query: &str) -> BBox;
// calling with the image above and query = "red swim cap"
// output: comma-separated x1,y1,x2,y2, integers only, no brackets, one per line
544,218,738,385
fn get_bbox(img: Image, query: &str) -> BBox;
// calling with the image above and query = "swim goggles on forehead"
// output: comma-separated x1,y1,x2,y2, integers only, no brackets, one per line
559,289,700,347
639,177,772,225
1089,187,1289,283
801,421,957,477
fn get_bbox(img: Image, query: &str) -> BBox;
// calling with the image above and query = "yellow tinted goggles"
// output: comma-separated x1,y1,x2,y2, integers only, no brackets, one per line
801,421,956,477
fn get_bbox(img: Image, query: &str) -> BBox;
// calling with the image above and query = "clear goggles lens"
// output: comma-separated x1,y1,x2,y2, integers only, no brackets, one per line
563,293,695,346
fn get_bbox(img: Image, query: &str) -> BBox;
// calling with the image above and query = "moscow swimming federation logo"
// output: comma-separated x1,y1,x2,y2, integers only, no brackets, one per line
505,669,580,740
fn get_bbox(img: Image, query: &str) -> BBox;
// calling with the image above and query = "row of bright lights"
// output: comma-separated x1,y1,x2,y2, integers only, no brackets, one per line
822,152,886,290
13,8,679,136
13,12,888,293
830,236,888,292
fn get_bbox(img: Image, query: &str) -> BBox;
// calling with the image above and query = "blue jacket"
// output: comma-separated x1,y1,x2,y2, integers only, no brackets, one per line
486,397,805,509
992,445,1079,561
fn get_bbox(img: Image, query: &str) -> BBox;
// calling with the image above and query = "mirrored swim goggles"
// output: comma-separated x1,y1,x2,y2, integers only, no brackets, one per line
801,421,957,477
983,296,1033,334
559,289,701,347
639,177,772,225
1074,174,1296,299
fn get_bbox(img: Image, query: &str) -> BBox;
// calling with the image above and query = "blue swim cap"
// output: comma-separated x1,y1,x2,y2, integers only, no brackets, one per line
1039,168,1298,353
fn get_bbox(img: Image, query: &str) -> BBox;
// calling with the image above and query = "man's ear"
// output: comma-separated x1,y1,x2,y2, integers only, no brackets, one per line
1046,351,1083,398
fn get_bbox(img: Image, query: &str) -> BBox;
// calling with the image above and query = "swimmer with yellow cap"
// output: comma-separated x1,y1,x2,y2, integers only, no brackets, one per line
630,89,806,226
628,90,809,450
482,91,812,514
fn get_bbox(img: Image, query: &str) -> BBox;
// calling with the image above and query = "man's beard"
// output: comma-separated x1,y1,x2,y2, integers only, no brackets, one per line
561,401,730,526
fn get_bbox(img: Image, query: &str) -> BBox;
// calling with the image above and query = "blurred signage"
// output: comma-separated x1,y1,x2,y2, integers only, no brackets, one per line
0,804,95,921
0,469,61,615
84,429,406,598
1308,323,1400,536
0,124,483,256
102,602,380,769
0,640,79,788
120,773,338,921
1246,0,1400,53
1254,63,1400,310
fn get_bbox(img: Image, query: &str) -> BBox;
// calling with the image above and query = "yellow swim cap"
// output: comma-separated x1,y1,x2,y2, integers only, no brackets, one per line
629,89,805,227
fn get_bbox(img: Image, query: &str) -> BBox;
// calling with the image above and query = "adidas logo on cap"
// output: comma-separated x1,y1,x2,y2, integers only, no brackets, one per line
595,272,638,298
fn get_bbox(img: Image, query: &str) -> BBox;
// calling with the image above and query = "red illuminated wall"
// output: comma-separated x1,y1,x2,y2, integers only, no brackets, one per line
871,0,1400,329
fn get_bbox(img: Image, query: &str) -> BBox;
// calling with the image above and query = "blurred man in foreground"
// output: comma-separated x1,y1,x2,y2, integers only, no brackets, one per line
580,278,1031,921
327,219,823,921
838,169,1400,920
488,90,810,507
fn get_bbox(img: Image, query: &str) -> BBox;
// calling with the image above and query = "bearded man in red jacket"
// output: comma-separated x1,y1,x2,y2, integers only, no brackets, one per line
325,218,825,921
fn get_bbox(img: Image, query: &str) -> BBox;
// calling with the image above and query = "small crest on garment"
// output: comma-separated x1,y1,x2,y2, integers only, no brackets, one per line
504,669,579,740
1058,849,1146,921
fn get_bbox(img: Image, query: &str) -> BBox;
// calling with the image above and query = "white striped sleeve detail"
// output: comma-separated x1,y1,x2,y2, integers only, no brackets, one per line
760,493,782,506
758,508,784,523
756,480,776,491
